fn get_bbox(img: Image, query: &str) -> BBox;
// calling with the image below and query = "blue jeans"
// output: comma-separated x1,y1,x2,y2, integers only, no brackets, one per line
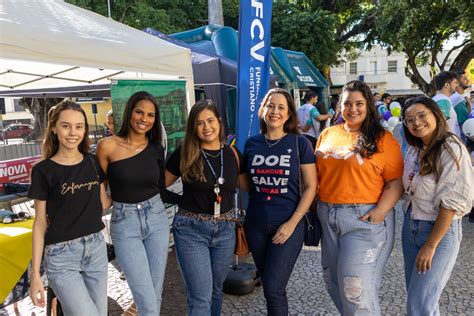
402,209,462,316
318,202,392,316
44,232,108,316
172,213,235,316
245,219,304,316
111,193,169,316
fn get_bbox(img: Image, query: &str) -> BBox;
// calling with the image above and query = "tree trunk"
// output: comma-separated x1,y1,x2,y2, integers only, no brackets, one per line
449,42,473,72
208,0,224,26
406,55,435,96
19,98,64,140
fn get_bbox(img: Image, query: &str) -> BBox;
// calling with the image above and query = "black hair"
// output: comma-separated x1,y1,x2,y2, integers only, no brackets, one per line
434,71,457,91
341,80,386,158
117,91,162,144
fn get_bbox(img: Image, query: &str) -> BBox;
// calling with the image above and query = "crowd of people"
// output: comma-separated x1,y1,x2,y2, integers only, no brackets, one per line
27,76,472,315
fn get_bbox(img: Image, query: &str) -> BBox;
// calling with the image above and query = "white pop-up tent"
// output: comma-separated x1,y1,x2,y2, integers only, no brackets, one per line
0,0,195,104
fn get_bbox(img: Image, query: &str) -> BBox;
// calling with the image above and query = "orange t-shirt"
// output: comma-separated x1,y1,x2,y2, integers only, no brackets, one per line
316,125,403,204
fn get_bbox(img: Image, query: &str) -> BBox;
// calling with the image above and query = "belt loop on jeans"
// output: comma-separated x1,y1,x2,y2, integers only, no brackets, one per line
177,208,238,222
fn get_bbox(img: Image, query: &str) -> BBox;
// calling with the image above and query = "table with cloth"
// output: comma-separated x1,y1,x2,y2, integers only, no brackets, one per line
0,219,33,303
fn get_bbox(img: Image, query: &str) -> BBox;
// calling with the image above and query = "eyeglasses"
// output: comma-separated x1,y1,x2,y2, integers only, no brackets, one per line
403,111,432,126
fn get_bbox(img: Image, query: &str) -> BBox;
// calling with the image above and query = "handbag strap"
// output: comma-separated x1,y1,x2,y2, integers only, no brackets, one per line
228,145,244,220
296,135,312,224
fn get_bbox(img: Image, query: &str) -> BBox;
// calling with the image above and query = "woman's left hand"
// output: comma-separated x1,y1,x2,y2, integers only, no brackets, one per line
272,221,296,244
360,207,386,224
416,244,436,273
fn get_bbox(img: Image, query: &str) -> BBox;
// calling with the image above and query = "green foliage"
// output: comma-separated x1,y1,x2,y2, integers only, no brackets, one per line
375,0,468,60
66,0,210,33
271,2,339,68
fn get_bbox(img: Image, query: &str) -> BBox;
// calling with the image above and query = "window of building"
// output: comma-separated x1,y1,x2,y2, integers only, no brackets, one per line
349,62,357,74
370,61,377,74
388,60,397,73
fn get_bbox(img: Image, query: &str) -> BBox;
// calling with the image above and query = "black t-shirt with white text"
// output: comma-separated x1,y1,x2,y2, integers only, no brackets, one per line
28,153,106,245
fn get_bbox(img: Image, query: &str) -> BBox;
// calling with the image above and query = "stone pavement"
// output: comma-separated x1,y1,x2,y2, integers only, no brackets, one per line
3,211,473,315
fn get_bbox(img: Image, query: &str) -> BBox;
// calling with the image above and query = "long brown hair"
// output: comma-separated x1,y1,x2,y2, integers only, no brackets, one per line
401,96,462,180
180,99,225,182
42,100,90,159
341,80,385,158
258,88,299,134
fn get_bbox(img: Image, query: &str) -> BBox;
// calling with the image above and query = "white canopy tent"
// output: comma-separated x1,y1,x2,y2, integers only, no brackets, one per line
0,0,195,104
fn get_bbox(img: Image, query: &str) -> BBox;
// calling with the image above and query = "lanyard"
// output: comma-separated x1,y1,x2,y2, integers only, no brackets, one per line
201,147,224,187
405,150,420,195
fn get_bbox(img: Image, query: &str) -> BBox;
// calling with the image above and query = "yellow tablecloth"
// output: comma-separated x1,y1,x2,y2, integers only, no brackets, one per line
0,219,33,303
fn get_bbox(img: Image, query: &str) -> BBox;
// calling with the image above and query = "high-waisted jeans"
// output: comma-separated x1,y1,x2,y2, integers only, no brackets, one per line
318,202,394,316
402,208,462,316
111,193,169,316
172,212,236,316
44,232,108,316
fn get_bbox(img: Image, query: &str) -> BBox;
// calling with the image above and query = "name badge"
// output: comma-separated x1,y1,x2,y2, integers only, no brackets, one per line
214,201,221,218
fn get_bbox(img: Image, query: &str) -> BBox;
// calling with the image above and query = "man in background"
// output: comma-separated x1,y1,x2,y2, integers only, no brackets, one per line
432,71,460,136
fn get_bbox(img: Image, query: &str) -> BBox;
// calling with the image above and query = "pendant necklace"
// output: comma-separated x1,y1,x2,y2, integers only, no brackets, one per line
202,147,225,217
264,134,285,148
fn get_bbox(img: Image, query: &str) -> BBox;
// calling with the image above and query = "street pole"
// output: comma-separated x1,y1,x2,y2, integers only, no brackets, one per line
0,110,4,144
107,0,112,18
208,0,224,26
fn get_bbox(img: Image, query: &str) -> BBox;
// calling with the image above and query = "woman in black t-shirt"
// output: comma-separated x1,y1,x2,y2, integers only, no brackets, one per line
28,101,111,315
165,100,247,316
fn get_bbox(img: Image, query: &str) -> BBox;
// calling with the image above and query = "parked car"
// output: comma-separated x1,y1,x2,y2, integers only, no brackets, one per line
0,124,33,141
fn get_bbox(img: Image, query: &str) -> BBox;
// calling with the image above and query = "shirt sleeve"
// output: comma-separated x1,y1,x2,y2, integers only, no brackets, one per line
298,135,316,164
434,140,473,217
91,154,107,183
165,146,182,177
28,165,49,200
380,132,404,180
436,99,451,119
454,101,468,126
309,107,321,119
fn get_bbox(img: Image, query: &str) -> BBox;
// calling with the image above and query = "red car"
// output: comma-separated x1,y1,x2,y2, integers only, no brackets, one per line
0,124,33,141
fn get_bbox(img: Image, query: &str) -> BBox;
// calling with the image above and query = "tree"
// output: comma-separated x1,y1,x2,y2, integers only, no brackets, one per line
374,0,472,95
19,98,64,140
65,0,238,34
271,2,339,69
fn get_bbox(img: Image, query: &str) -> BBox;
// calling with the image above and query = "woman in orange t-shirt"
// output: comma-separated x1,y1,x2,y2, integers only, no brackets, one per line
315,81,403,315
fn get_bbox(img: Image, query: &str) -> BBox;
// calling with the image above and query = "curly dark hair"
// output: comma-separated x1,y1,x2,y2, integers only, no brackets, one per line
341,80,386,158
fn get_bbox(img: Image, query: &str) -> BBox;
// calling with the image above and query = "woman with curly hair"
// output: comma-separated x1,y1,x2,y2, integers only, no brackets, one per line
315,81,404,315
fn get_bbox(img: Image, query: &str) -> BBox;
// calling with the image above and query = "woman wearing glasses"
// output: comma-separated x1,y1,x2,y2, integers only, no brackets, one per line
401,96,472,315
315,81,403,315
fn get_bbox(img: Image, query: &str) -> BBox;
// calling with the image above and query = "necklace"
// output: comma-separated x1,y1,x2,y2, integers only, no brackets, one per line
126,140,148,153
264,134,286,148
202,150,221,158
201,148,225,186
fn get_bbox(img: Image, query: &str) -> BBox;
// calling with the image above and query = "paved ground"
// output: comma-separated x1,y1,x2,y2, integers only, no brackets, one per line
2,210,473,315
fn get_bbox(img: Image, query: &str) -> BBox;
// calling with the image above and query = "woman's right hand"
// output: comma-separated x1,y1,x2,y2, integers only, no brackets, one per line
29,275,45,307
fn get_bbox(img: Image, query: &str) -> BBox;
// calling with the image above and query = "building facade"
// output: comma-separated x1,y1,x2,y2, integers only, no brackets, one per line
330,45,461,96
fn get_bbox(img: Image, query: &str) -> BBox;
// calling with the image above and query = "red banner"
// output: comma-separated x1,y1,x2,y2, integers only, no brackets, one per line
0,156,41,190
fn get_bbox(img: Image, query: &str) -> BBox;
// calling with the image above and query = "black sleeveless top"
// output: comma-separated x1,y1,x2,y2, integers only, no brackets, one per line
108,143,165,203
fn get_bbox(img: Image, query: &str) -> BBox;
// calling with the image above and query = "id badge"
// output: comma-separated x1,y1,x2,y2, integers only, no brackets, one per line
214,201,221,218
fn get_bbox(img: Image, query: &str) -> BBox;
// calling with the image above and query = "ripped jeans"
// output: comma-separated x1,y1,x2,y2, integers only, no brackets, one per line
318,202,393,316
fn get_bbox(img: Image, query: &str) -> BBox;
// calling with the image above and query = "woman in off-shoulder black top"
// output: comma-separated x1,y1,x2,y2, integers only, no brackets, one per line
97,91,178,315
